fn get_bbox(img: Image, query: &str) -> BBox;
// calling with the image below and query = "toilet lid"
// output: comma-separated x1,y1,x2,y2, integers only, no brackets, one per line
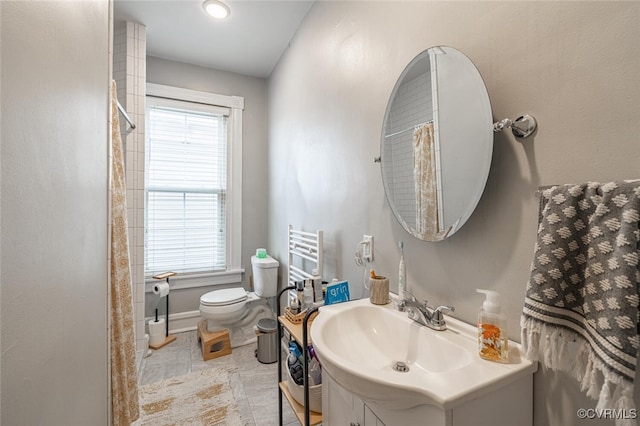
201,288,247,306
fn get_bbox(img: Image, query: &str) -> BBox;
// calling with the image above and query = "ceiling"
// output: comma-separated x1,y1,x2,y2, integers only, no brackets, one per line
114,0,314,78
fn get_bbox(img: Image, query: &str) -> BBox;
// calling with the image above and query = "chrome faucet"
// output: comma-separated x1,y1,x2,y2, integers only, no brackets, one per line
397,291,454,331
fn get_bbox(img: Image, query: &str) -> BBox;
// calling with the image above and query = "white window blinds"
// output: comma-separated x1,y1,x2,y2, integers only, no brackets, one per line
145,97,230,276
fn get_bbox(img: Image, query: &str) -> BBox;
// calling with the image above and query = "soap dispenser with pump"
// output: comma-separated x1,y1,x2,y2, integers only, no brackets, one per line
476,289,508,363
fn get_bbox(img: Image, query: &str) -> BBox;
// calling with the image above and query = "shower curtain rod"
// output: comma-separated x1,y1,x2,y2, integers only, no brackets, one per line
117,100,136,129
384,120,433,138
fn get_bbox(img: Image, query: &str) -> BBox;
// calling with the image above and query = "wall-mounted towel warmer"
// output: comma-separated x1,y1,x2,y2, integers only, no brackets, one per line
287,225,323,289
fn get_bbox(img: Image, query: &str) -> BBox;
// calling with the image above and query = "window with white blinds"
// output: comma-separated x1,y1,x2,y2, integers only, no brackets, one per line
145,96,231,276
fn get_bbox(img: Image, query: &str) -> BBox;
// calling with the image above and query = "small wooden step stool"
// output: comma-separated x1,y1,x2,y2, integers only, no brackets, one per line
197,320,232,361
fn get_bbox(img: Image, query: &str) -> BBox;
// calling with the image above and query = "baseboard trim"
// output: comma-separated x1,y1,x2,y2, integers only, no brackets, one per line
146,310,201,335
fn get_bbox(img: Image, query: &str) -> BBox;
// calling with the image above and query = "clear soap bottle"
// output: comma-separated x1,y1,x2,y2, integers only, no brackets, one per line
303,279,314,309
477,289,508,363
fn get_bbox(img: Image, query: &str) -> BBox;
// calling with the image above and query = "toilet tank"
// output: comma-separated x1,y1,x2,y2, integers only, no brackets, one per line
251,255,279,298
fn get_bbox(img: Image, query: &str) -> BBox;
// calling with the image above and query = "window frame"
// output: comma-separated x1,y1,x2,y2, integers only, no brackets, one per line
145,83,244,278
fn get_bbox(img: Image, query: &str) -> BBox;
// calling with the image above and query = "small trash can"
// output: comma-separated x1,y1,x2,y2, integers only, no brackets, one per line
256,318,278,364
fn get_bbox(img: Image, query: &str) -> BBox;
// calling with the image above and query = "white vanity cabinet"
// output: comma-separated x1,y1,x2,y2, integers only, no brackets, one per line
312,298,537,426
323,372,386,426
323,371,533,426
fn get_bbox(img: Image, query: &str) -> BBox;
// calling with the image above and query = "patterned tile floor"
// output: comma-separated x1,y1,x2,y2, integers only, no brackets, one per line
138,330,299,425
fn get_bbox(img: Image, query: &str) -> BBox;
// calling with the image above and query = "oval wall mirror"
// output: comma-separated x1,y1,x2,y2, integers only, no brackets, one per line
380,46,493,241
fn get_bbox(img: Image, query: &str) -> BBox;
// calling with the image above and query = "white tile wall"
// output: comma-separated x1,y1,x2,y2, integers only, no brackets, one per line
113,21,147,356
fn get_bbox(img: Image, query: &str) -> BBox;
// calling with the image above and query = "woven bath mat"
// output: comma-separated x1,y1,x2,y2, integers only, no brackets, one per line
137,366,243,426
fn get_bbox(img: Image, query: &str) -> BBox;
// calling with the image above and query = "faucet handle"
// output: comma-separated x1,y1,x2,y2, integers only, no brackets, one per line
397,299,407,311
431,305,455,324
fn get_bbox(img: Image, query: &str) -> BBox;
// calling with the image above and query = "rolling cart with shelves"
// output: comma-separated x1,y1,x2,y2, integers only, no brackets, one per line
277,286,322,426
279,226,324,425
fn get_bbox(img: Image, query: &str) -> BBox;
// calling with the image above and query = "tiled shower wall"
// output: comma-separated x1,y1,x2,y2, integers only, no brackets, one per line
113,22,147,359
384,70,433,228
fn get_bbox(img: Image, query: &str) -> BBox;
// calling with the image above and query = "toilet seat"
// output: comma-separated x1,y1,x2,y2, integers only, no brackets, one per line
200,287,248,307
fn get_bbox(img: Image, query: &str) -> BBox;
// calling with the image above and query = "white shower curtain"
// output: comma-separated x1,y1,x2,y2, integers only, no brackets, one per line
413,122,439,239
110,81,140,425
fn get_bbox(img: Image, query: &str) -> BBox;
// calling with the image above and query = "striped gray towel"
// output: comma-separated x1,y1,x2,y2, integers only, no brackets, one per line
521,180,640,425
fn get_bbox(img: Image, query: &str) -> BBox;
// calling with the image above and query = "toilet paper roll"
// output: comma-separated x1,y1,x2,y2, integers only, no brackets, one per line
149,334,164,346
148,319,165,345
153,282,170,298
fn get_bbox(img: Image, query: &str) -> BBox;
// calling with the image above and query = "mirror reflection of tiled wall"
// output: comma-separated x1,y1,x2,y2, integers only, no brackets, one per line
385,69,433,228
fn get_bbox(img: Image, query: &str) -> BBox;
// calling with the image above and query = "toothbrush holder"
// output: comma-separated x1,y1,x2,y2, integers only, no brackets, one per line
369,276,390,305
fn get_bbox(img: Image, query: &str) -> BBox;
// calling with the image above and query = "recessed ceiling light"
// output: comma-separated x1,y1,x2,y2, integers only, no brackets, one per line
203,0,230,19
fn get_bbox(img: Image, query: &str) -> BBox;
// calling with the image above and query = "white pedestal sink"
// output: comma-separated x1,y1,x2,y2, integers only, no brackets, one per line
311,298,537,412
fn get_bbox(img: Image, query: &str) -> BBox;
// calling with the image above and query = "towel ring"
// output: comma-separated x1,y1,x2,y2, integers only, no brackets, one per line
493,114,537,139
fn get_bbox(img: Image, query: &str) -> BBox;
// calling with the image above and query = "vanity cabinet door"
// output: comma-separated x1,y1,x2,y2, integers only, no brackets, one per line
352,396,365,426
353,397,387,425
451,375,533,426
322,372,355,425
363,402,386,426
323,372,387,425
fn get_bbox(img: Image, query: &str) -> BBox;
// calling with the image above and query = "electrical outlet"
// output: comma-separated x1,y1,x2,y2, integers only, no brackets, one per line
363,235,374,262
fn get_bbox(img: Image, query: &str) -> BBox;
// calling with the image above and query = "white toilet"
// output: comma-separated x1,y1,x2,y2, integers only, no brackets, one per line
199,254,279,347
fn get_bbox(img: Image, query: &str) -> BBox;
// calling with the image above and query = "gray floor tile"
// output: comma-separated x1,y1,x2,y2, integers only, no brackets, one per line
138,330,310,425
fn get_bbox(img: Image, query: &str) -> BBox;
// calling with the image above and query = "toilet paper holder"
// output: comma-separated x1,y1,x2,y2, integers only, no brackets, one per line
150,271,177,349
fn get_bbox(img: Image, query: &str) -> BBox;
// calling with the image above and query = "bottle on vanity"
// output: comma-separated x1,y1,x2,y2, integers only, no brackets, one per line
311,268,323,303
303,279,314,310
477,289,508,363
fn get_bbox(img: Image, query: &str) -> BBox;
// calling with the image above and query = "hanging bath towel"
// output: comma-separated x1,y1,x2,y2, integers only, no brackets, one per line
521,180,640,426
413,122,439,239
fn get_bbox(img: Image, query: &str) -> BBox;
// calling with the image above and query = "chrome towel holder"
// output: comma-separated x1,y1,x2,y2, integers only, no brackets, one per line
493,114,537,138
374,114,538,163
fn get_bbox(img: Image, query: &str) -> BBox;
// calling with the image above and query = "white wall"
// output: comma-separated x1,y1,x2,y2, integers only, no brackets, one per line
267,2,640,425
1,1,110,424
